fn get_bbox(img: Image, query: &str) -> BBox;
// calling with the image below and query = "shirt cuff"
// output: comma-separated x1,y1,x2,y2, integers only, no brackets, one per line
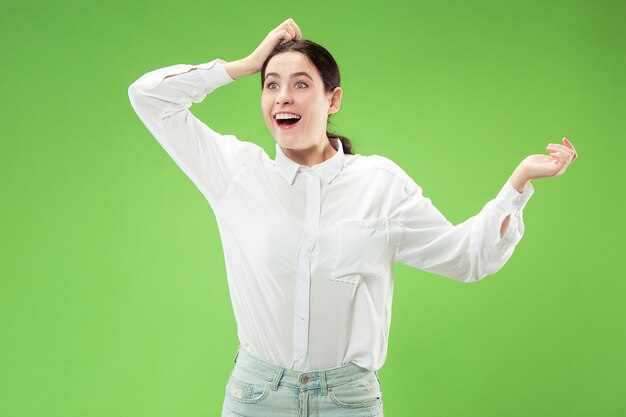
195,59,236,91
494,178,535,213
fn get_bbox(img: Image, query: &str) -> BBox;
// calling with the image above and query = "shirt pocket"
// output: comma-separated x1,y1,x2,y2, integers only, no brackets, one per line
329,217,390,285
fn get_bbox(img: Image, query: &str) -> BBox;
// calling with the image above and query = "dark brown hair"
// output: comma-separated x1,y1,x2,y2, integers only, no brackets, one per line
260,39,353,155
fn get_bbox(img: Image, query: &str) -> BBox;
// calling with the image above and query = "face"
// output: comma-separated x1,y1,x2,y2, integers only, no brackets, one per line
261,51,342,151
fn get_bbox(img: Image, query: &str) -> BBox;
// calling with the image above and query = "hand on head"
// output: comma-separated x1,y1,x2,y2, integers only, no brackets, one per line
245,18,303,74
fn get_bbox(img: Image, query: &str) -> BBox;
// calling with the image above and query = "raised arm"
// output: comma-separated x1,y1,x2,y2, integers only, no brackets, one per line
127,19,303,208
128,59,247,208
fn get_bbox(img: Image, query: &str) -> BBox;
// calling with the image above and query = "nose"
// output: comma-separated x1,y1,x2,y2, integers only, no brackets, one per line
276,88,293,104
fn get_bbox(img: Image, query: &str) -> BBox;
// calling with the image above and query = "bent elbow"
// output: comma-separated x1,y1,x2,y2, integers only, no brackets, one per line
128,82,145,103
458,250,499,283
444,258,489,283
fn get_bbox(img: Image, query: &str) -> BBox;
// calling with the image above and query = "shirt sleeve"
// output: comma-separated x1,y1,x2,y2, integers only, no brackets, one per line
393,177,534,283
127,58,244,207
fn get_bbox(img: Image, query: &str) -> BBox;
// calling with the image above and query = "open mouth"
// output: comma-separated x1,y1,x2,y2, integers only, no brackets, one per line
274,114,302,129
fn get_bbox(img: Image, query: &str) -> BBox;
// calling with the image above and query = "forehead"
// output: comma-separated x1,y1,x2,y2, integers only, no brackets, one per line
265,52,319,80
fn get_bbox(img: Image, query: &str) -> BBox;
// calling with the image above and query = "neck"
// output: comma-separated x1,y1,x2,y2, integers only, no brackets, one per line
282,138,337,167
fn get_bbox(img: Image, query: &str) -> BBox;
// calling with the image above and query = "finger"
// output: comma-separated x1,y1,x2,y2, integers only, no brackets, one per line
547,143,569,152
288,18,302,39
547,143,576,162
549,153,560,164
563,137,578,161
560,138,575,157
558,138,576,158
561,137,573,150
282,23,296,40
278,29,291,43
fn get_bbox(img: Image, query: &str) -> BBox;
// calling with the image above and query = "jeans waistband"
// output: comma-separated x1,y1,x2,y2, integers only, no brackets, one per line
231,345,376,394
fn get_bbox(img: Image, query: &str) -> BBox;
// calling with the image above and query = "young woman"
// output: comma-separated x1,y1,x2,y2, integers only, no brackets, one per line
128,18,577,417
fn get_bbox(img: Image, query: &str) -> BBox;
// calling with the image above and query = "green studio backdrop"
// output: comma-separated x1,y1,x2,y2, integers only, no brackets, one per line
1,0,624,416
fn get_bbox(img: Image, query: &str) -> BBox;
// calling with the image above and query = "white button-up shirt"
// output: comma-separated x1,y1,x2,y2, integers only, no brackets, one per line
128,59,534,372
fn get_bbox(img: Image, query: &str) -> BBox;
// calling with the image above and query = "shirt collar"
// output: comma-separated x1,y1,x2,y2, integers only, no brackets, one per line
274,137,345,185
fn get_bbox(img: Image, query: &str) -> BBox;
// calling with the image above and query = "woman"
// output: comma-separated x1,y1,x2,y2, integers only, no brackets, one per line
128,18,577,417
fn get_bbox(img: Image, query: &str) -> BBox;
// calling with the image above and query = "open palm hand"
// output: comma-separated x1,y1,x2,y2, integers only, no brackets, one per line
521,137,578,179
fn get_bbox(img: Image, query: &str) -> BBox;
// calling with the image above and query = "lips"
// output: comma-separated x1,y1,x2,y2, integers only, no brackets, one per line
274,116,302,130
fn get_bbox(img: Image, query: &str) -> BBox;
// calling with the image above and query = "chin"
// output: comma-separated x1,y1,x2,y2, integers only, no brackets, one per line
274,136,298,147
275,139,295,149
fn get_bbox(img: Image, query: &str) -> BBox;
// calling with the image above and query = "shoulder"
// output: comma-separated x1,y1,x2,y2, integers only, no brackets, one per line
349,153,423,200
223,135,266,156
232,137,273,167
237,137,264,153
349,153,413,184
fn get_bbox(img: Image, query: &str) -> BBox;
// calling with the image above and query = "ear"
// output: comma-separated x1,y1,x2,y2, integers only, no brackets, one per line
327,87,342,115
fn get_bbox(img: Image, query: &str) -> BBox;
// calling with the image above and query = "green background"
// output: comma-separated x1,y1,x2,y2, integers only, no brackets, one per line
1,0,623,416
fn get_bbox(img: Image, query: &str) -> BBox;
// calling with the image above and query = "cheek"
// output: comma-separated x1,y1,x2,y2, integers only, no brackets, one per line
309,109,326,124
260,102,271,121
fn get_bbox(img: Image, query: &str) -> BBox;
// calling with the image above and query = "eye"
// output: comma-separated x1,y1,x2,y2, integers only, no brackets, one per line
265,81,308,89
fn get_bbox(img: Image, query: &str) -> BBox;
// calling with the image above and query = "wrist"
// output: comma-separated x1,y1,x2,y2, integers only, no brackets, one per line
221,58,258,80
509,167,531,194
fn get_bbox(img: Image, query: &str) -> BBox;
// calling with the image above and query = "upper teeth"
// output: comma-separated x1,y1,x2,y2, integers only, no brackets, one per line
275,113,302,120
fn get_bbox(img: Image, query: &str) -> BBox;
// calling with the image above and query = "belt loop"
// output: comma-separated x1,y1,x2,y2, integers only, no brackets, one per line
270,365,284,391
320,370,328,396
232,344,241,364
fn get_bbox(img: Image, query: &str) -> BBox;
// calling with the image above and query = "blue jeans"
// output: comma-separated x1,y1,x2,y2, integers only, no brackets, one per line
221,345,385,417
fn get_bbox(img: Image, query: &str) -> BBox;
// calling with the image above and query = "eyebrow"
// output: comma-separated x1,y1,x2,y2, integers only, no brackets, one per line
265,71,314,82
